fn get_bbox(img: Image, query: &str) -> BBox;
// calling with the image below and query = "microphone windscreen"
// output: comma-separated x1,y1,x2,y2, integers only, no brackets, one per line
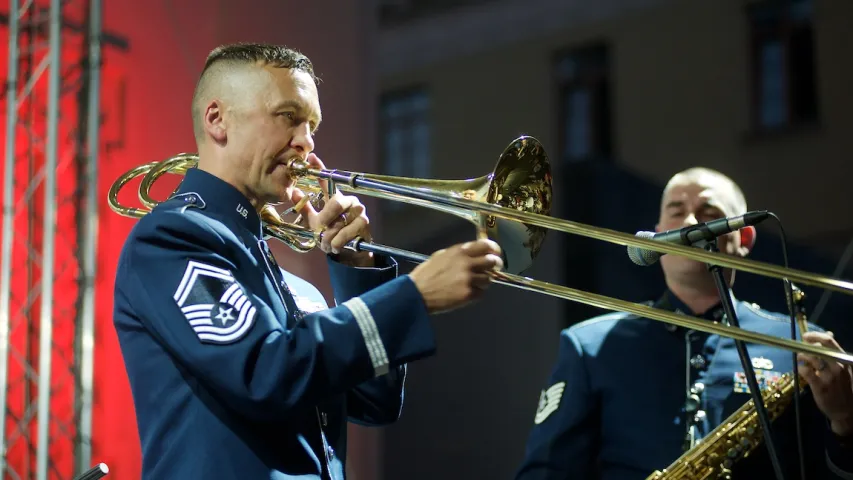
627,231,661,266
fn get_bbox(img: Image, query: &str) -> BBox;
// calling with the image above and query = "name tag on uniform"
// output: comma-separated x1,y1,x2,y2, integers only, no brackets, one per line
293,295,327,314
733,369,783,394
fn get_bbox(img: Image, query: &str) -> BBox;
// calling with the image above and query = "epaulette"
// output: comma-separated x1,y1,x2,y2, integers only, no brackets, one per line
169,192,207,213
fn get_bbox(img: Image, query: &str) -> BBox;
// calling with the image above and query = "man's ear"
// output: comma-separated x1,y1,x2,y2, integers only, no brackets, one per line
654,223,661,233
737,226,756,256
204,100,227,144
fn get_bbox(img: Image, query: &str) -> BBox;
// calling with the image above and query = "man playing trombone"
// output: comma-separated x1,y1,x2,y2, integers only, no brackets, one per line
112,43,503,479
515,167,853,479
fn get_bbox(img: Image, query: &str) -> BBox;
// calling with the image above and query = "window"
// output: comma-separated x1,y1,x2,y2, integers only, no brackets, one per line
379,88,431,210
748,0,819,131
554,43,612,163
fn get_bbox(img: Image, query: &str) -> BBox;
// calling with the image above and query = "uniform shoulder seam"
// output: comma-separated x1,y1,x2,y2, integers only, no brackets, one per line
741,302,788,322
567,310,640,333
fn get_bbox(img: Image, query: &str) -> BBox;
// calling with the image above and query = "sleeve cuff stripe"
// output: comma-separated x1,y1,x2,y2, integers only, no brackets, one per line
352,298,389,371
343,298,390,377
342,299,378,363
349,298,389,376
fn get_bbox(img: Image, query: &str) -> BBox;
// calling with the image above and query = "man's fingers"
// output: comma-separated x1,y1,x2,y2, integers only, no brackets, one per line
305,154,331,196
803,331,843,351
460,238,502,257
798,362,824,387
469,253,504,272
329,216,370,253
798,353,825,372
315,193,356,229
471,272,492,290
797,352,842,388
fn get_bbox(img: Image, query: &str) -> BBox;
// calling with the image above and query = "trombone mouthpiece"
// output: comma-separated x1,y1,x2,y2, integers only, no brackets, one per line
287,158,309,176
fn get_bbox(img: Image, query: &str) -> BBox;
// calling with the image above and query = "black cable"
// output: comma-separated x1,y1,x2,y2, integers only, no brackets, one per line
767,212,806,480
811,235,853,325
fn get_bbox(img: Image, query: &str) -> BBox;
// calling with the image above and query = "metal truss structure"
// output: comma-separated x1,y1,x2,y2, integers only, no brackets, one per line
0,0,106,478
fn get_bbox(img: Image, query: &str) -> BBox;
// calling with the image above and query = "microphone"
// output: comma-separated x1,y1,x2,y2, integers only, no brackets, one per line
627,210,769,266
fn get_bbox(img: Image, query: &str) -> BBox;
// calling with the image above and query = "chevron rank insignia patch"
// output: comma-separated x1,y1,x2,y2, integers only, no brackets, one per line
174,261,257,344
534,381,566,424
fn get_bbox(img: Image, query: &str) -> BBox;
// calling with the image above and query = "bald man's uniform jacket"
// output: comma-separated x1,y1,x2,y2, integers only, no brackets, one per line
113,168,436,479
515,291,853,480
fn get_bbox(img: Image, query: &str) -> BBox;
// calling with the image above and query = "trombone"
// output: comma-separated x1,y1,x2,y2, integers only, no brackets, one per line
108,136,853,366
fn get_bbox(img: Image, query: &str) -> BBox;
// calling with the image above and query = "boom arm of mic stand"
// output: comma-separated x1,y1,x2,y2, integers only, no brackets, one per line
72,463,109,480
703,241,785,480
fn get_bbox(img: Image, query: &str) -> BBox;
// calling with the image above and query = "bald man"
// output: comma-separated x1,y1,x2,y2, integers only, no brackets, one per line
113,43,503,479
515,167,853,479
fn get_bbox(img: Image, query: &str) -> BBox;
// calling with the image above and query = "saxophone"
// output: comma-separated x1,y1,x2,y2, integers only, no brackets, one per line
646,285,809,480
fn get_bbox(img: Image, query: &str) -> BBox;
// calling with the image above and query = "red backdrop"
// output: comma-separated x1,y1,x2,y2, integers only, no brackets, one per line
3,2,378,478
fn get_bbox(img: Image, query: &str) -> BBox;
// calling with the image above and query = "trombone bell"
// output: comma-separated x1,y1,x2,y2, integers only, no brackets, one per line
285,136,552,275
482,137,552,274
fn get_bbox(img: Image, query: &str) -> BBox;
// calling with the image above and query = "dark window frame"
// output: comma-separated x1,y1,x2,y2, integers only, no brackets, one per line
378,86,432,211
747,0,819,132
552,42,613,163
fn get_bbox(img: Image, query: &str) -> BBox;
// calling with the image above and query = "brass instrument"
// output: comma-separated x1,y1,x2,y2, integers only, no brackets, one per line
108,136,853,365
647,284,811,480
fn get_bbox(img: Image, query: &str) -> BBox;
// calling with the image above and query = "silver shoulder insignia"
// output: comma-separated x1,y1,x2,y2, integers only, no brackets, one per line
172,192,206,212
534,381,566,424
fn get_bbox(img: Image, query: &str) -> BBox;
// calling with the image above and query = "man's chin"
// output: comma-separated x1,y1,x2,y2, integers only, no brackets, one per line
663,257,706,272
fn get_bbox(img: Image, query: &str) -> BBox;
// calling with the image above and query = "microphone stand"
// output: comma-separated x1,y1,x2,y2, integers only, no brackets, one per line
702,240,785,480
72,463,109,480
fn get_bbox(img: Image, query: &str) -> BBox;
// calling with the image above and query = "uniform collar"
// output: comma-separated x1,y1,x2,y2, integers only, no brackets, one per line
174,167,263,237
655,289,735,334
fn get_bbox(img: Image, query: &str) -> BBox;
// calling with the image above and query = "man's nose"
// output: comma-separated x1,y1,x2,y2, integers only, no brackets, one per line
683,213,699,226
290,124,315,153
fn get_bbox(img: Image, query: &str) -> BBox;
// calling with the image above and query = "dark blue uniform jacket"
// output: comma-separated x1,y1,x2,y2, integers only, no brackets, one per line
516,290,853,479
113,168,436,479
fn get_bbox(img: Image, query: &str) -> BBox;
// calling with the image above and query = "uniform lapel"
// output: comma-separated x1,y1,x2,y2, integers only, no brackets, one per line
256,239,304,326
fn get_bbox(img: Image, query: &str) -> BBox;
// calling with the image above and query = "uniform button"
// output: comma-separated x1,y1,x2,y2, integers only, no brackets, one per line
187,195,196,203
690,355,707,369
684,394,700,412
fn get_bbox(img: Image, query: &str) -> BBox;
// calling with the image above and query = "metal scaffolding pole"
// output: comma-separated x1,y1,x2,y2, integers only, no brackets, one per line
36,1,61,476
0,0,20,471
77,0,102,472
1,1,122,476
